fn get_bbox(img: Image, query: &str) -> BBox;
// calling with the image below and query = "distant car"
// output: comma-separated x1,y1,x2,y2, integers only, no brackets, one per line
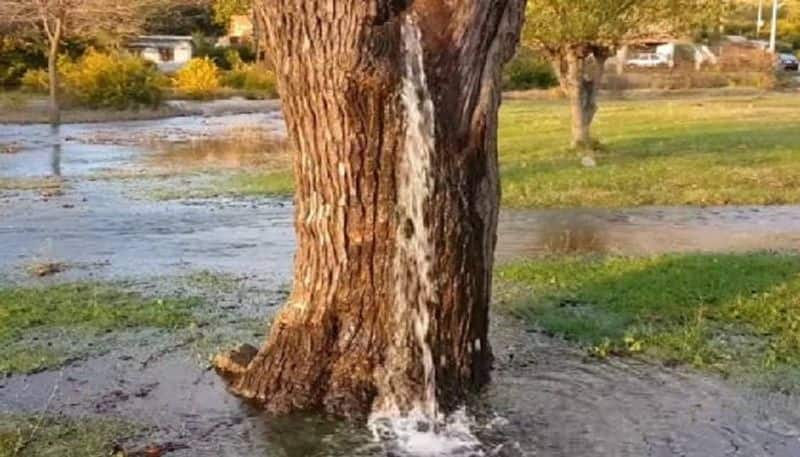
626,53,669,68
778,53,799,71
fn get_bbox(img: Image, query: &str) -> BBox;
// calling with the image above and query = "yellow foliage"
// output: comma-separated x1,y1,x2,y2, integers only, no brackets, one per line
173,57,221,99
20,68,49,93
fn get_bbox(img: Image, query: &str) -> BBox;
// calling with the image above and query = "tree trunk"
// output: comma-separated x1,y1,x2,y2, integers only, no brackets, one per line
562,47,609,150
47,40,60,126
549,54,570,94
615,45,628,76
217,0,525,420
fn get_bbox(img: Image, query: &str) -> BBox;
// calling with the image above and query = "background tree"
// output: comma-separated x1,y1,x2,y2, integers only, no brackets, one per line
212,0,250,27
214,0,526,419
144,0,224,37
523,0,718,150
0,0,156,125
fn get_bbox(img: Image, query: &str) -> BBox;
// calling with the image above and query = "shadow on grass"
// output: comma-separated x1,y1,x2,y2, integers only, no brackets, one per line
497,253,800,372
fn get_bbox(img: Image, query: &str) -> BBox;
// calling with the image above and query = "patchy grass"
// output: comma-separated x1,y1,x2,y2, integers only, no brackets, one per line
496,253,800,380
148,170,294,201
0,178,64,193
0,414,138,457
499,94,800,208
227,171,294,197
0,283,198,374
184,270,240,293
0,91,186,125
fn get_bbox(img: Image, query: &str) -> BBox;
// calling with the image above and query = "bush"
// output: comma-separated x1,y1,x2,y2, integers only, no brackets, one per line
223,62,278,98
503,49,557,91
173,57,221,99
0,36,47,88
18,51,165,109
192,33,255,70
60,50,165,109
20,68,50,93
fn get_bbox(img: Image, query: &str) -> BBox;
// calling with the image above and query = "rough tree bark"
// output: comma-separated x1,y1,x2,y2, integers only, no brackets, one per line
215,0,526,419
559,46,610,150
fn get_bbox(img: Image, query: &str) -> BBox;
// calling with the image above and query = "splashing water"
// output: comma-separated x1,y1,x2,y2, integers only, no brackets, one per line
370,409,485,457
368,15,487,457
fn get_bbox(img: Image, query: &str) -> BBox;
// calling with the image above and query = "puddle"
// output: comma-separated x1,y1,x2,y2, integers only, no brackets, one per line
0,111,286,179
0,179,295,283
496,206,800,262
140,129,290,174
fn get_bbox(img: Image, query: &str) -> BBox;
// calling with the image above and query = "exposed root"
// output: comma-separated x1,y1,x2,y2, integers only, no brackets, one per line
212,344,259,380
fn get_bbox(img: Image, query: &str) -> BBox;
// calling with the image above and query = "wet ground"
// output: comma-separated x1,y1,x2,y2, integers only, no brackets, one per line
1,105,799,456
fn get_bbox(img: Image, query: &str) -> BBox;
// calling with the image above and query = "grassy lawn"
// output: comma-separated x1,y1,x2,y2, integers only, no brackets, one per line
500,94,800,208
496,253,800,385
199,93,800,208
0,283,198,375
0,415,137,457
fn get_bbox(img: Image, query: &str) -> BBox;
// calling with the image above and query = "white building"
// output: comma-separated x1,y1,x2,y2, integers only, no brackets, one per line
128,36,193,72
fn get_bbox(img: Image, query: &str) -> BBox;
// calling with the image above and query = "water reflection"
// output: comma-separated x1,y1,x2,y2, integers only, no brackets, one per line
49,126,62,177
140,127,290,174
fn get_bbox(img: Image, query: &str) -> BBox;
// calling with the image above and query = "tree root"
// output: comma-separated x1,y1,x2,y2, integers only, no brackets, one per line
212,344,259,380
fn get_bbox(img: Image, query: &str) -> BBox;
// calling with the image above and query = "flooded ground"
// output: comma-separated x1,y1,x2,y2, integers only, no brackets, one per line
1,106,799,456
496,206,800,262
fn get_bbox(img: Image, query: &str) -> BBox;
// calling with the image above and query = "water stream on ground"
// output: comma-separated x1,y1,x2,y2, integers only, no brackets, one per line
1,106,799,456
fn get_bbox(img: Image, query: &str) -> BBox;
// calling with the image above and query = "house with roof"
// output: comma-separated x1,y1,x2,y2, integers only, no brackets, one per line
128,35,194,72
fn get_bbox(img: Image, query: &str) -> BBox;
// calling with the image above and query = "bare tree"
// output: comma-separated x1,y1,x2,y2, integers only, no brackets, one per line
0,0,156,124
214,0,526,419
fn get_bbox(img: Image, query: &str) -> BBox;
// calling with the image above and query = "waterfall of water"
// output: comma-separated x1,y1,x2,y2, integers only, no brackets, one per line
395,11,438,419
367,15,486,457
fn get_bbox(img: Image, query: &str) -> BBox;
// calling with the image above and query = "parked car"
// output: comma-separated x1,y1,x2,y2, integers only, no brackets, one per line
777,53,799,71
626,53,669,68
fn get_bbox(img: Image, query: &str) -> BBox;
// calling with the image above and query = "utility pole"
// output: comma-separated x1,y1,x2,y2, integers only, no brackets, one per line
769,0,779,53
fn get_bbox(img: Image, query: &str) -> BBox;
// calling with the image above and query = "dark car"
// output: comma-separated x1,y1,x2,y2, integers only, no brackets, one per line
778,53,799,71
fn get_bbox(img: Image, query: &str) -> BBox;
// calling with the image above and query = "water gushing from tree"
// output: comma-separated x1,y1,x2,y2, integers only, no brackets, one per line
369,15,485,457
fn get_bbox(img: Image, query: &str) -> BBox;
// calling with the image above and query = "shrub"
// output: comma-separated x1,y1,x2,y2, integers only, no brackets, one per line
173,57,221,99
59,50,165,109
192,33,255,70
503,49,557,91
0,36,47,88
20,68,50,93
223,62,278,98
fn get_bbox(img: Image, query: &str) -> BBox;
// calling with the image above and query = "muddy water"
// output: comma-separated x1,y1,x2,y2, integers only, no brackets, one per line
2,113,800,456
496,206,800,262
0,180,295,283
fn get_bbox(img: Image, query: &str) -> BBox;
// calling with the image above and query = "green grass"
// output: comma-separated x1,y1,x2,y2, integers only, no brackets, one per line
227,171,294,197
499,94,800,207
0,283,198,374
496,253,800,378
0,415,137,457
